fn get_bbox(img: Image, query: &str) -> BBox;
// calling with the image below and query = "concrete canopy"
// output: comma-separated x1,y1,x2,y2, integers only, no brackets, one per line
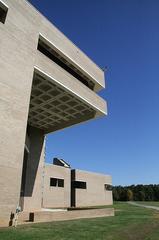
28,70,98,133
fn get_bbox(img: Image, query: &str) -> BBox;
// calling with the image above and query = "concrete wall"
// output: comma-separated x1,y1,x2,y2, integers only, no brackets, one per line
42,164,71,208
72,170,113,207
0,0,40,226
28,7,105,92
0,0,106,226
31,208,114,223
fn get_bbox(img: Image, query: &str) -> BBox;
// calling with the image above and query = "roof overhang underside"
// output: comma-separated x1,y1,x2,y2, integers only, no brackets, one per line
28,71,100,134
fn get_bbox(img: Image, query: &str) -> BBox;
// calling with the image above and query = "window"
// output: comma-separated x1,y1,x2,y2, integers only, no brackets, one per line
104,184,112,191
58,179,64,187
50,178,64,187
37,36,95,90
0,1,8,24
72,181,87,189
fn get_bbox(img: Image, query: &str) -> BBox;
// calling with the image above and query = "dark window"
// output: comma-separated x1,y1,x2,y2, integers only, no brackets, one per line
37,36,95,90
50,178,64,187
104,184,112,191
50,178,57,187
0,1,8,24
58,179,64,187
72,181,87,189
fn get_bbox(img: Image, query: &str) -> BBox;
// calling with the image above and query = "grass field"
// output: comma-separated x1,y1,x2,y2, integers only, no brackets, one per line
1,202,159,240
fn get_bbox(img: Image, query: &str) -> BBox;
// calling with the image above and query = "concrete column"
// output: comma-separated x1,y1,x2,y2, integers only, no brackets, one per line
22,126,45,211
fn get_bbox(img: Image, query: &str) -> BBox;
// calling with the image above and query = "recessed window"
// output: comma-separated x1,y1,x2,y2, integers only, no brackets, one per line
37,35,95,90
104,184,112,191
0,1,8,24
72,181,87,189
50,178,64,187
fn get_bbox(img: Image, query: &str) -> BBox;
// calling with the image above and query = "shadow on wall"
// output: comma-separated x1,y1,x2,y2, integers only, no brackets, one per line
20,126,44,197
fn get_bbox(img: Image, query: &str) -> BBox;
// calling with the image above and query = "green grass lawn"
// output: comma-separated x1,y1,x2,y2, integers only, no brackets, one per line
136,201,159,207
1,202,159,240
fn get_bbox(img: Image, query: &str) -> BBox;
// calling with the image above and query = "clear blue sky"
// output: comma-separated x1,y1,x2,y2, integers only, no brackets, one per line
29,0,159,186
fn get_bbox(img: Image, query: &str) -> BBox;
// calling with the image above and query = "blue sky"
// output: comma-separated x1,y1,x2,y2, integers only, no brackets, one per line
29,0,159,186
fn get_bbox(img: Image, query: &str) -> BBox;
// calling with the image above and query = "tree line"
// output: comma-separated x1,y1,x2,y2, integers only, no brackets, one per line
113,184,159,201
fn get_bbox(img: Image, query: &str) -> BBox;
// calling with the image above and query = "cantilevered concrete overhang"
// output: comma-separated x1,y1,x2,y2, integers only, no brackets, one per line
25,0,105,92
37,34,105,92
28,63,107,134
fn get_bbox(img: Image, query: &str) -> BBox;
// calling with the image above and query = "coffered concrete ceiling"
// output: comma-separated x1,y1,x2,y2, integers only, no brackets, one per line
28,72,96,133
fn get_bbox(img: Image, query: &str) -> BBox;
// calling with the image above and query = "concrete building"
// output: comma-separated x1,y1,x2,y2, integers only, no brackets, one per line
42,159,112,209
0,0,110,226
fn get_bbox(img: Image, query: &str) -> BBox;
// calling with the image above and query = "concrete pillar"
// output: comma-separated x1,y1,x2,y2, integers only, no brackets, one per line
22,126,45,211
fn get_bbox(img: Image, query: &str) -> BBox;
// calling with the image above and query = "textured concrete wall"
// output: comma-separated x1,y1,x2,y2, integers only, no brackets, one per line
0,0,40,226
0,0,106,226
42,164,71,208
73,170,113,207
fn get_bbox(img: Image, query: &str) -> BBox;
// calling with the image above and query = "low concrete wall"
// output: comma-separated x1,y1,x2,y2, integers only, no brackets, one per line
30,208,114,223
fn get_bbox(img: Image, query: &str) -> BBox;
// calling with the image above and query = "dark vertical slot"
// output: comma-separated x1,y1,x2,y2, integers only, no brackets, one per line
71,169,76,207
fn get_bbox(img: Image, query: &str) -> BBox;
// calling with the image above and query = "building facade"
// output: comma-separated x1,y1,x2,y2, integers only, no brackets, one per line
42,160,112,209
0,0,108,226
42,163,71,209
71,169,112,207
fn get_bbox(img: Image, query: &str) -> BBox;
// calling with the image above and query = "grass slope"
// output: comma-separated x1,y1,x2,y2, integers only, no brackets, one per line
1,202,159,240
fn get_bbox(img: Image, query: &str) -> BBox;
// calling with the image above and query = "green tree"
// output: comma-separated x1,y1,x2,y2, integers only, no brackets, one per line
138,191,145,201
113,188,120,201
127,189,133,201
